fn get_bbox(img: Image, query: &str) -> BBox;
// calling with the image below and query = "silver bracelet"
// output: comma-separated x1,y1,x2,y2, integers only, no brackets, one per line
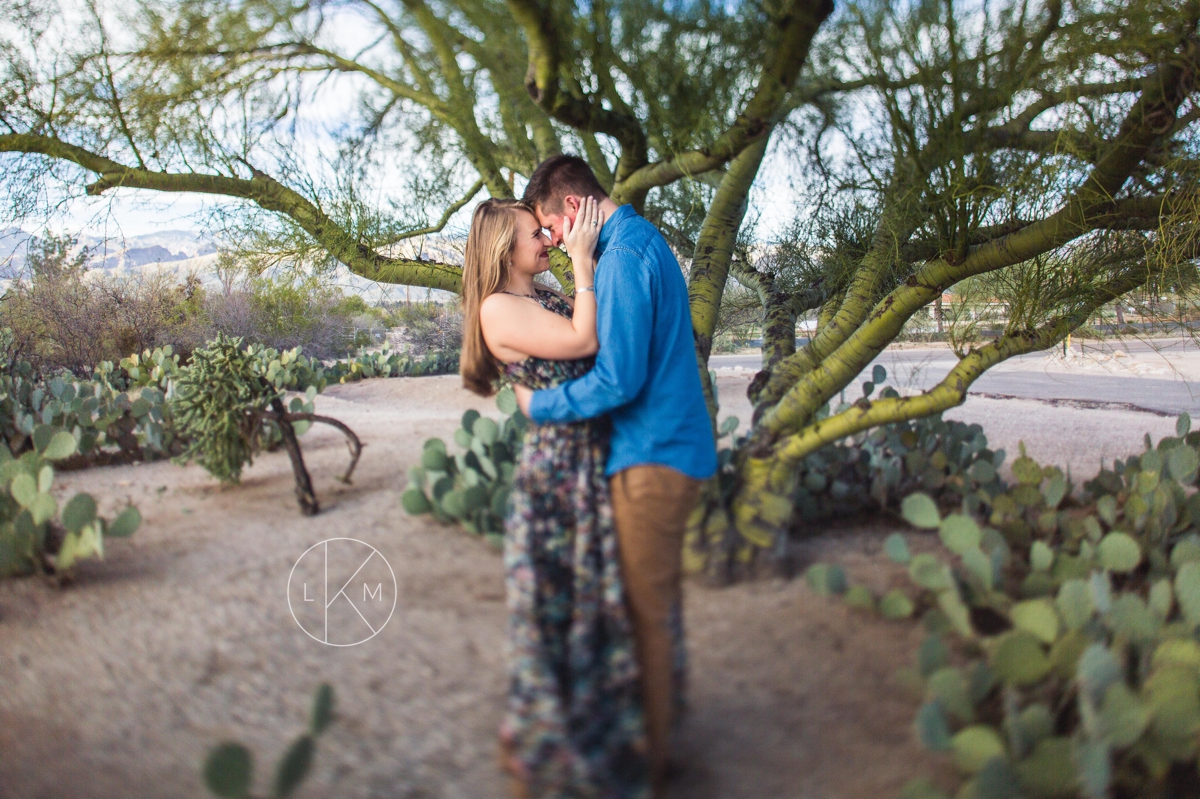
577,285,596,293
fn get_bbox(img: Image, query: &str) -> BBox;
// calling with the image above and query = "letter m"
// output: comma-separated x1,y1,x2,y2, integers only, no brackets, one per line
364,583,383,601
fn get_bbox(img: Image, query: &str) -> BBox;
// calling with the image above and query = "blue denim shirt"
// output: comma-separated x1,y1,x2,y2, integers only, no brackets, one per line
529,205,718,480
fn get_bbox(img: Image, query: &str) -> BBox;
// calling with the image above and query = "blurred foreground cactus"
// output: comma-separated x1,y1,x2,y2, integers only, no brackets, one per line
401,387,525,547
203,683,335,799
811,413,1200,798
0,421,140,577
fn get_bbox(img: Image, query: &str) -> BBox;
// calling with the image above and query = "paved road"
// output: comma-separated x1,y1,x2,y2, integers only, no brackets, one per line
710,339,1200,416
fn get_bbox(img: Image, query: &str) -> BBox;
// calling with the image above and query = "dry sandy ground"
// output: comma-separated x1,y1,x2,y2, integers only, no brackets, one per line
0,373,1177,799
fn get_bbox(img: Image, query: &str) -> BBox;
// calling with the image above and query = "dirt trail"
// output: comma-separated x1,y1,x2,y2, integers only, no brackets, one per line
0,375,1172,798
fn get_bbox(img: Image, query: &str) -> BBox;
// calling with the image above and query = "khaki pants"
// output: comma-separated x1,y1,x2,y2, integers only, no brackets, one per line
610,465,701,794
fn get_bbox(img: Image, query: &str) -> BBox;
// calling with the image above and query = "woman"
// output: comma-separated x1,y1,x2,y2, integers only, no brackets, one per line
460,197,651,799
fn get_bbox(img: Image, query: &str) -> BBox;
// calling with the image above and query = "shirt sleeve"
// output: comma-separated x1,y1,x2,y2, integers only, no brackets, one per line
529,247,653,424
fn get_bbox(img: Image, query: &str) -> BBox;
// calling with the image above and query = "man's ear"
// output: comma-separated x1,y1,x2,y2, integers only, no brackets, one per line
562,195,581,218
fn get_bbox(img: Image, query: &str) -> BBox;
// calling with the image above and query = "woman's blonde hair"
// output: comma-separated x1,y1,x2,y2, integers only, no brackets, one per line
460,198,534,396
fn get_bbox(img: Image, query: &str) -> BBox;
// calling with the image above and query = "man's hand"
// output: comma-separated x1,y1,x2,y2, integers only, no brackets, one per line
514,384,534,417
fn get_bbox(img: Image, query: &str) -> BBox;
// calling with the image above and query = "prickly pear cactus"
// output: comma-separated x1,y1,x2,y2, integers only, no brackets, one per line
401,387,526,547
0,423,140,577
817,412,1200,798
203,683,335,799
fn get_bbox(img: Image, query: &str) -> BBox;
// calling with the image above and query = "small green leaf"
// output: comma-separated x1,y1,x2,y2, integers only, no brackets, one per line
1178,412,1192,438
884,532,912,564
1172,535,1200,569
1075,739,1111,799
951,725,1006,773
1041,474,1067,509
1097,532,1141,573
1015,737,1078,798
1030,541,1054,572
1097,681,1149,747
1011,599,1060,644
1096,496,1117,526
106,506,141,538
1175,562,1200,623
843,584,875,611
805,563,848,596
473,416,500,446
203,743,253,799
1012,456,1042,486
872,364,887,384
1077,644,1122,704
271,734,314,799
401,488,432,515
969,460,997,483
901,493,941,529
1149,579,1174,619
421,447,448,471
915,701,952,751
918,635,949,676
41,431,78,461
496,387,518,415
61,493,97,534
310,684,334,735
928,667,974,723
1152,639,1200,671
1168,446,1199,483
992,631,1050,686
962,546,993,590
881,589,914,619
911,554,952,591
719,415,739,436
1056,579,1095,631
10,473,36,508
939,514,982,555
31,424,55,453
30,493,56,526
938,588,974,637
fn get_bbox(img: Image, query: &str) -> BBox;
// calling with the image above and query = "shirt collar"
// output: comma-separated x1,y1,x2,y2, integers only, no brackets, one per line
596,204,635,256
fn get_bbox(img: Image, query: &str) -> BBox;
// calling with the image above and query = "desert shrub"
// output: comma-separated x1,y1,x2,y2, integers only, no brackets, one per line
388,300,463,358
203,683,334,799
186,274,370,360
0,237,385,372
809,415,1200,799
0,234,203,375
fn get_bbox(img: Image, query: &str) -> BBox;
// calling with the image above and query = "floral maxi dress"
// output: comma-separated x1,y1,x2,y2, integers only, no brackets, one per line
499,289,651,799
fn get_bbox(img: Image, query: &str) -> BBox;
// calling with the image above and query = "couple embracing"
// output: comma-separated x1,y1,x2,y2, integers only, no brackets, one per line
459,155,717,799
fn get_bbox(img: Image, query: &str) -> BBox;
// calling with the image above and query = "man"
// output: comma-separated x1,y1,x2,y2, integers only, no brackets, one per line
513,154,718,793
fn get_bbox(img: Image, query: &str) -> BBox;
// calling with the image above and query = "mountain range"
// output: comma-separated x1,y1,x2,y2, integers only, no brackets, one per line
0,227,457,303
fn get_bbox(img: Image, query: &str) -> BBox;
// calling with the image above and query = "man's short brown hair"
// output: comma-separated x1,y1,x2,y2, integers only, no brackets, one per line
523,155,608,214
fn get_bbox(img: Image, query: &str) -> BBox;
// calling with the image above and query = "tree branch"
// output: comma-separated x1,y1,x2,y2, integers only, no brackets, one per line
381,178,484,244
0,133,464,292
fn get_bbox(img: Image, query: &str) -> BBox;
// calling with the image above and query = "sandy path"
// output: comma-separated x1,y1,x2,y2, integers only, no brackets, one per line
0,374,1170,798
